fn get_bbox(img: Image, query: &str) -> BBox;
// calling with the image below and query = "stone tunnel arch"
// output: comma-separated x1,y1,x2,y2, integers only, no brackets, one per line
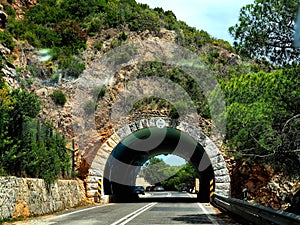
86,117,230,202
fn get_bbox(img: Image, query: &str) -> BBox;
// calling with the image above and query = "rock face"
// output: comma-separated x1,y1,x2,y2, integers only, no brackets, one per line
0,5,8,28
0,177,87,220
0,43,20,88
231,161,300,211
12,0,37,19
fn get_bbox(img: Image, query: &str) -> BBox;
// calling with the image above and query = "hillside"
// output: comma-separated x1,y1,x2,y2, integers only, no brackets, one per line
0,0,299,213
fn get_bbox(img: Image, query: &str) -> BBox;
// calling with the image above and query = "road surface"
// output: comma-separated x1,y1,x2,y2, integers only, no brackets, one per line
7,191,241,225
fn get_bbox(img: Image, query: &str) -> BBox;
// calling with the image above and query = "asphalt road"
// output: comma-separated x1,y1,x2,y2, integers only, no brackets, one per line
9,192,241,225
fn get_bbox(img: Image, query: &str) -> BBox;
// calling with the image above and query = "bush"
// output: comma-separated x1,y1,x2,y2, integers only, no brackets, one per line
50,90,67,106
118,32,128,41
88,17,102,33
59,55,85,78
21,31,40,47
59,0,107,22
0,55,4,68
0,30,15,51
129,10,161,32
3,3,16,18
55,19,87,53
92,40,103,51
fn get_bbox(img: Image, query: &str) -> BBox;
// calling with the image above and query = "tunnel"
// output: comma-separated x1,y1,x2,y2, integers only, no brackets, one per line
103,126,215,203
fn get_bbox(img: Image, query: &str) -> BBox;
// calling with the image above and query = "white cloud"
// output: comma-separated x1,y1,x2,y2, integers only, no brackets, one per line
136,0,254,43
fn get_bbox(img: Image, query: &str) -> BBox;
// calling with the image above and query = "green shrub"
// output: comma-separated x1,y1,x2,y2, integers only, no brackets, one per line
22,31,40,47
60,0,107,21
118,32,128,41
0,166,7,176
27,65,39,77
110,39,120,48
0,30,15,51
88,17,102,33
169,107,179,119
129,10,161,32
55,19,87,53
3,3,16,17
59,55,85,78
50,90,67,106
35,25,61,47
97,87,106,99
0,55,4,68
92,40,103,50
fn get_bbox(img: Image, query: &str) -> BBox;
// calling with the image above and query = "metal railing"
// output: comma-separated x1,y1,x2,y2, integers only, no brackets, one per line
213,193,300,225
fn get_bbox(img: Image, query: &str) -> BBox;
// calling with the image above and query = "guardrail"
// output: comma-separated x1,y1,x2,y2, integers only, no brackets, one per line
213,193,300,225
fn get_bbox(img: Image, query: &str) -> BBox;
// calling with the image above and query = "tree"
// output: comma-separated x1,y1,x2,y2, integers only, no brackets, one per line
139,157,198,190
139,157,176,185
229,0,300,65
0,77,13,175
223,67,300,176
0,84,71,182
59,0,107,22
55,19,87,53
162,163,197,191
8,89,41,138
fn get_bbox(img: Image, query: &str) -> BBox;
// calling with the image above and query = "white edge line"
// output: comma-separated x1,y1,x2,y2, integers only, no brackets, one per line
55,204,111,218
197,202,220,225
111,202,157,225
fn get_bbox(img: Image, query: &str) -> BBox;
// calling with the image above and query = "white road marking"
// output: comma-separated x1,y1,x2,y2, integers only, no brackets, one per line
111,202,157,225
11,205,111,225
186,193,220,225
197,202,220,225
55,204,110,218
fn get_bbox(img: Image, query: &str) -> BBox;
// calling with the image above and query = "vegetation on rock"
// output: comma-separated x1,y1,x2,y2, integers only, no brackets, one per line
0,74,70,184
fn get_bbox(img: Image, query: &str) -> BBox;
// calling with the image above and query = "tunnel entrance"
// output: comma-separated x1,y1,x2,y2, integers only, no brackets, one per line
86,118,230,203
103,127,214,202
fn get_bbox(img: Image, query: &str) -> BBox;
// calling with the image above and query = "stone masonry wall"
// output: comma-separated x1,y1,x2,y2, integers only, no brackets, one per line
0,177,87,220
86,118,231,201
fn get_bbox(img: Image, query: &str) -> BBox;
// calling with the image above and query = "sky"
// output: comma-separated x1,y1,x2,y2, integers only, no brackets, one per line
136,0,254,44
158,154,186,166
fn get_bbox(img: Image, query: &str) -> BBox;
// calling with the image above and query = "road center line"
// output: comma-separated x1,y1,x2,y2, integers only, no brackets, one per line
197,202,220,225
111,202,157,225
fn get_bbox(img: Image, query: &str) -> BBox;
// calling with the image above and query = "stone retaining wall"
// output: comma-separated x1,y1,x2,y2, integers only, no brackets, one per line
0,176,87,220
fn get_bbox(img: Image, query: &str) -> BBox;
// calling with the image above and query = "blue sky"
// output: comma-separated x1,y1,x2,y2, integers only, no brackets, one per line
136,0,254,44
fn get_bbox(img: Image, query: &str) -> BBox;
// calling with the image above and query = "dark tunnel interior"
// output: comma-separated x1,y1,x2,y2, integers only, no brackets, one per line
103,127,214,202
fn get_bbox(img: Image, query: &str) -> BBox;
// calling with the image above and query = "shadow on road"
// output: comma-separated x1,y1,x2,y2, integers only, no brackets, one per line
139,196,198,203
113,195,198,203
172,214,212,224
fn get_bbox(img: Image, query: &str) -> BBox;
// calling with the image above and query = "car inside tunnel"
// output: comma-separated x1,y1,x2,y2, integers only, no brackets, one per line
103,127,215,203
